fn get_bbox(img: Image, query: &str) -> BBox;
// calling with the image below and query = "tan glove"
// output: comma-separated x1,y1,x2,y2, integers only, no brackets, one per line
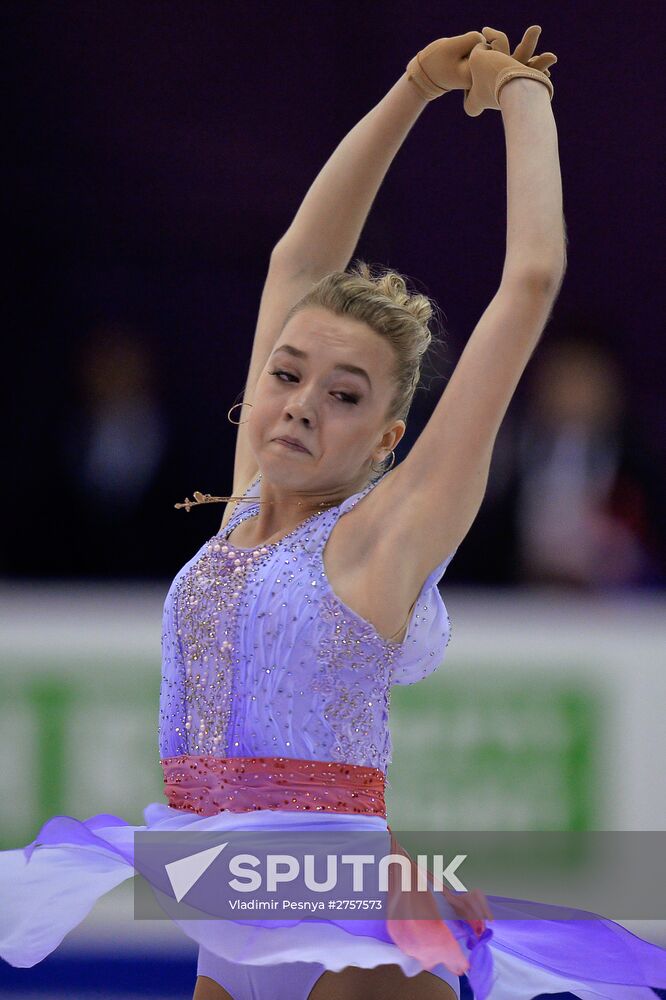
464,25,557,117
406,30,485,100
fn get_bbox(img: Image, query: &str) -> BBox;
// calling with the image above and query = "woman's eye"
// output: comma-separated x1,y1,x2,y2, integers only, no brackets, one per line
269,370,358,405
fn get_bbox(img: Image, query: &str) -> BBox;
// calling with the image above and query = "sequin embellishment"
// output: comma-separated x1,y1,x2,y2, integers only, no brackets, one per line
159,471,455,774
310,591,394,771
161,753,387,817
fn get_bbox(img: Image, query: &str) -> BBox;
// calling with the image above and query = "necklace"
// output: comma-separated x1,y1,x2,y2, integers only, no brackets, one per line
174,490,342,516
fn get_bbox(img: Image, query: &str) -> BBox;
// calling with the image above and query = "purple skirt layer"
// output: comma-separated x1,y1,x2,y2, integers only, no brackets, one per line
1,802,666,1000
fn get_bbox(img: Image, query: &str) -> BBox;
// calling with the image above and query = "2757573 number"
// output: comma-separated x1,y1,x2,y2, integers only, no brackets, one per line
328,899,383,910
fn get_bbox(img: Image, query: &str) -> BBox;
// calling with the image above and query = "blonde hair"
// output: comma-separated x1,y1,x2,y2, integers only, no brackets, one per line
175,262,447,513
282,260,446,460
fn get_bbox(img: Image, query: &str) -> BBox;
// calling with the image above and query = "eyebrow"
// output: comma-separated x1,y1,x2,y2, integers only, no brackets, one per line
271,344,372,390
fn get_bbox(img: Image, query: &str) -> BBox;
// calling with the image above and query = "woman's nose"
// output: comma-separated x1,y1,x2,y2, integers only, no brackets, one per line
285,395,315,422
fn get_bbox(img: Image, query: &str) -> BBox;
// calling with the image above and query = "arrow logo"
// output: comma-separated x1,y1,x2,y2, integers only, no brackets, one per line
165,842,228,902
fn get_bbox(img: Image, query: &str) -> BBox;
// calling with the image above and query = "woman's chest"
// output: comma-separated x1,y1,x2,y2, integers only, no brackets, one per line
172,505,416,655
168,535,399,700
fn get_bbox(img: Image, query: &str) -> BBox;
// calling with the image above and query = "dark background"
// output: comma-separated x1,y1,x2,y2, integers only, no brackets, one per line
4,0,665,585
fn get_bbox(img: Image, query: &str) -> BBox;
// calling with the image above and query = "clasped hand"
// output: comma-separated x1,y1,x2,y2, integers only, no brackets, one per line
406,25,558,115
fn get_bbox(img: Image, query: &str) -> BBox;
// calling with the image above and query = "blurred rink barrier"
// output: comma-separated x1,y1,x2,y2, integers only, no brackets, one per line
1,581,665,997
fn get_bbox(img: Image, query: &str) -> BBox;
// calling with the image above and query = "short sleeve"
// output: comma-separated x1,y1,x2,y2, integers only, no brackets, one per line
389,547,458,686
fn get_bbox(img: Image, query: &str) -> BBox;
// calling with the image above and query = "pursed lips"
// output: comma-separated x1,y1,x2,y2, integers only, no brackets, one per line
275,437,310,453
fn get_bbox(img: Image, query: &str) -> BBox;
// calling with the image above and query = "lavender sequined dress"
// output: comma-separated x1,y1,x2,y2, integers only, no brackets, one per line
1,471,666,1000
159,471,456,768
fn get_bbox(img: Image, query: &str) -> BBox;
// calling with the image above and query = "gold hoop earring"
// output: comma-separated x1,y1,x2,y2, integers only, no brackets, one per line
370,450,396,474
227,401,253,425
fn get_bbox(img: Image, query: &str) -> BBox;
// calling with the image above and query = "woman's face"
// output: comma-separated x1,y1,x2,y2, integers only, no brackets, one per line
247,305,405,493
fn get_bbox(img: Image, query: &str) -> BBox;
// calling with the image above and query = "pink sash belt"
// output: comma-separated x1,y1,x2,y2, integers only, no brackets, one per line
161,753,386,818
160,753,484,978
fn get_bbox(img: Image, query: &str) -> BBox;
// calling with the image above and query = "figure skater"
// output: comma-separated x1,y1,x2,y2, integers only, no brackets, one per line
2,23,666,1000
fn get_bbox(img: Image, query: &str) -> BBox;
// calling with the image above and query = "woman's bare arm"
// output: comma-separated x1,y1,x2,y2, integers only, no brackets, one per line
226,73,431,498
273,73,429,277
501,78,567,280
377,78,567,575
225,74,428,500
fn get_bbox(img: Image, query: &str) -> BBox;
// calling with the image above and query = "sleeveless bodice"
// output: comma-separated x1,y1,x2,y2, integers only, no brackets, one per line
159,472,456,774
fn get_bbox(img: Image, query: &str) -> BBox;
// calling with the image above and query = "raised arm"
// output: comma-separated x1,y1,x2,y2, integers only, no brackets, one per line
381,74,567,570
500,78,566,281
225,74,432,501
228,37,483,500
